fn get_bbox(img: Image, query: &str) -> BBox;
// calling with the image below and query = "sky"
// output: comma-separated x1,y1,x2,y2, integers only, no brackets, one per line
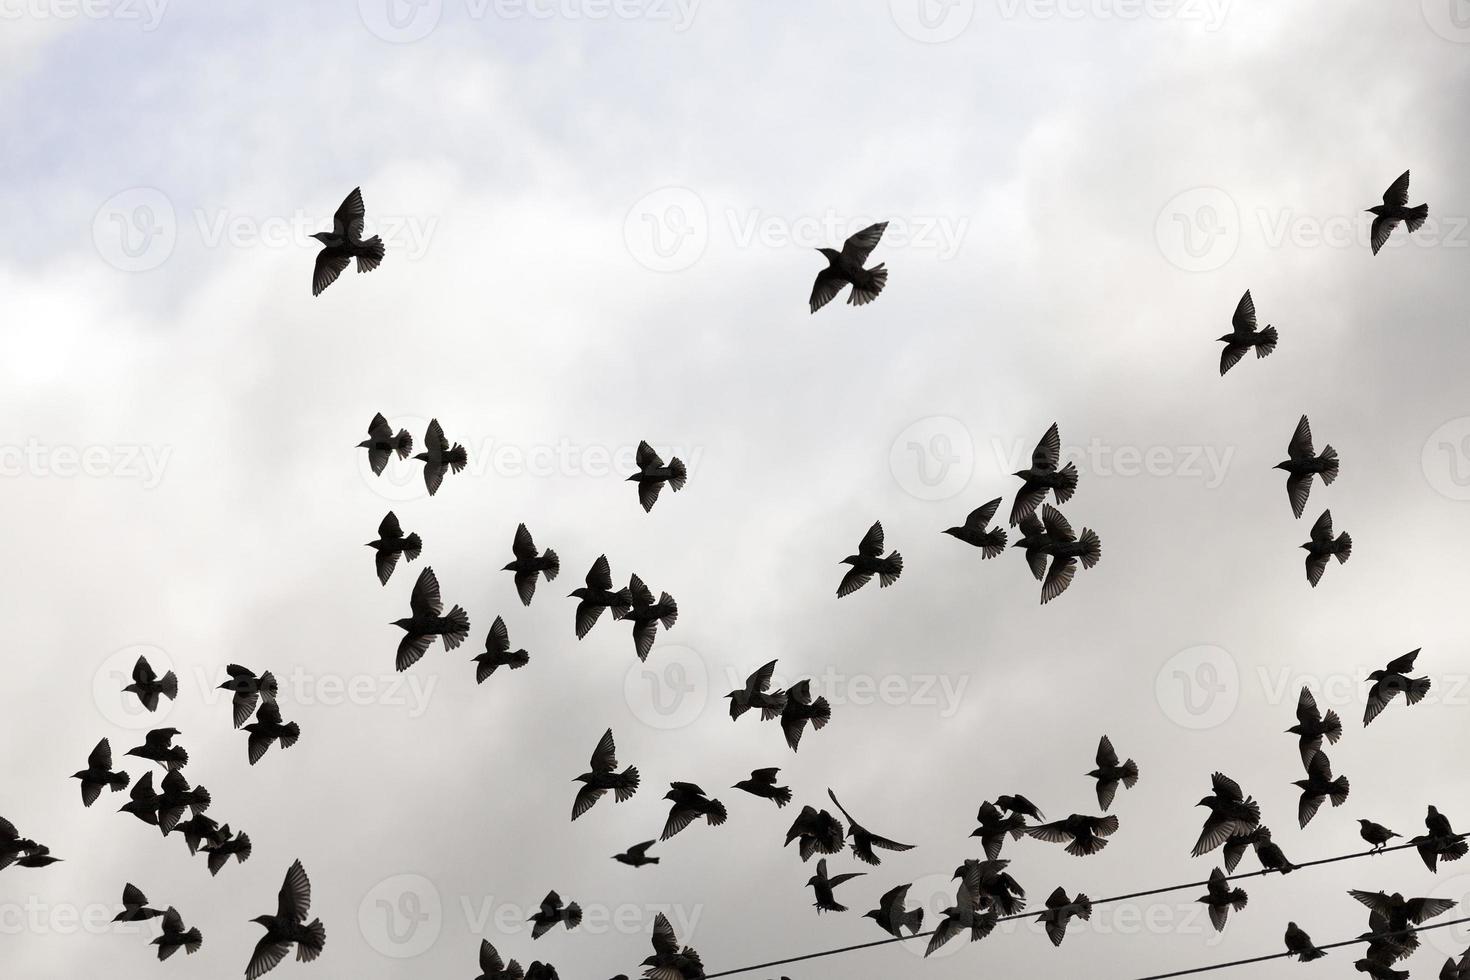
3,1,1470,978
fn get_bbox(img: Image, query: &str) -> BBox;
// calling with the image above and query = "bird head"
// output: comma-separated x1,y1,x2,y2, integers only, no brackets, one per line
942,527,962,537
412,451,429,463
1285,723,1302,735
390,617,414,630
662,790,677,801
355,438,372,449
1366,206,1385,216
1196,797,1214,808
1216,333,1234,342
249,914,275,928
501,562,516,571
309,232,334,244
1272,462,1289,471
839,555,858,566
569,588,590,600
1011,469,1029,479
862,909,880,921
816,247,841,263
70,769,88,780
805,873,821,887
1299,543,1311,551
573,774,590,784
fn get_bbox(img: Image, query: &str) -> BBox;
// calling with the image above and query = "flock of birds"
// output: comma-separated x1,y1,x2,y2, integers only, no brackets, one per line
0,169,1451,979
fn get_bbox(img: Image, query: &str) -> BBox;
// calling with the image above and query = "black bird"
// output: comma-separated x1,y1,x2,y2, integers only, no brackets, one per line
357,413,412,476
732,768,792,808
367,511,422,585
629,441,688,513
569,555,632,640
152,906,203,961
114,883,165,923
864,883,924,938
995,794,1045,822
201,824,253,876
119,772,164,827
72,738,129,807
473,616,530,683
624,574,678,661
1198,867,1248,932
475,939,524,980
126,728,188,770
925,883,998,957
1287,686,1342,767
809,221,888,313
0,817,38,871
1294,751,1350,828
641,911,704,979
1359,819,1402,854
157,769,211,834
1221,831,1257,874
826,788,914,865
571,728,639,820
954,858,1027,915
1284,921,1327,962
1087,735,1138,811
1276,415,1339,519
392,566,470,671
246,860,326,979
1367,170,1428,256
1217,290,1278,376
172,814,222,855
524,963,560,980
837,521,902,597
806,858,864,914
1012,511,1055,581
1302,508,1351,587
1038,887,1092,947
218,664,279,730
1349,889,1457,953
779,679,831,751
971,801,1028,861
1411,805,1468,872
244,701,301,766
1036,504,1101,604
310,187,384,296
943,498,1007,558
1026,814,1119,857
726,660,787,721
504,524,559,606
1009,423,1079,526
1365,648,1431,727
14,844,62,869
1252,827,1297,874
1356,946,1410,979
613,841,659,868
414,418,468,497
1192,772,1261,858
528,891,581,939
124,655,178,713
784,805,845,862
1443,949,1470,980
660,783,727,840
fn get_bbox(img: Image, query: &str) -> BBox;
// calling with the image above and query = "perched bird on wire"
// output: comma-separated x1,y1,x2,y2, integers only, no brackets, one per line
1301,509,1351,587
473,616,530,683
1198,867,1248,932
1086,735,1138,811
1217,289,1278,376
1038,887,1092,947
392,566,470,671
1275,415,1339,519
943,498,1007,558
1252,827,1297,874
357,413,412,476
628,441,688,513
218,664,278,730
809,221,889,313
310,187,385,296
367,511,421,585
837,521,902,597
1364,649,1431,727
779,679,831,752
1009,423,1078,526
503,524,559,606
1283,921,1327,962
528,891,582,940
806,858,864,913
732,768,792,808
726,660,786,722
569,555,632,640
415,419,468,497
246,860,325,980
124,655,178,713
826,789,914,865
1367,170,1429,255
1410,805,1468,872
1287,686,1342,767
864,883,924,938
1359,819,1402,854
571,728,639,821
71,738,129,807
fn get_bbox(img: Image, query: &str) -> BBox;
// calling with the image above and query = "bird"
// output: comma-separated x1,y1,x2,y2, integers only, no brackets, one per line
1359,819,1402,853
613,841,659,868
1221,831,1258,874
243,701,301,766
1217,289,1279,376
925,882,998,957
113,882,165,922
201,825,253,876
156,769,211,834
1355,946,1410,979
125,728,188,769
1009,423,1079,526
1086,735,1138,811
1284,921,1327,961
809,221,888,313
1365,648,1431,726
123,655,178,713
1275,415,1339,519
524,963,560,980
826,788,914,865
504,524,559,606
1443,949,1470,980
310,187,384,296
14,844,62,869
152,906,203,961
528,891,581,939
660,783,727,840
475,939,524,980
218,664,279,730
1252,827,1297,874
171,813,222,855
1192,772,1261,858
624,574,678,661
864,883,924,938
1301,508,1351,587
1349,890,1457,949
954,858,1027,915
367,511,422,585
1038,887,1092,947
392,566,471,671
1294,750,1350,828
357,413,412,476
71,738,129,807
571,728,639,820
784,805,845,862
732,768,792,808
970,801,1028,861
942,498,1008,558
628,441,688,513
1367,170,1428,255
1025,814,1119,857
1198,867,1248,932
1012,511,1055,581
726,660,787,721
246,859,326,979
1036,504,1101,604
118,771,164,827
995,794,1045,821
414,418,468,497
1411,805,1468,872
640,911,704,980
473,616,530,683
837,521,902,597
806,857,864,913
569,555,633,639
0,817,39,871
1287,686,1342,767
779,679,831,751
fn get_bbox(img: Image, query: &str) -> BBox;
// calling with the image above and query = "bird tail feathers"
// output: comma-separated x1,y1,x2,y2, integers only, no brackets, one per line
279,722,301,750
668,457,687,491
563,903,583,930
402,533,422,562
1407,675,1432,705
658,594,678,629
1406,203,1429,233
393,429,413,459
543,549,560,581
160,671,179,701
1319,446,1339,485
1323,709,1342,743
298,919,326,961
442,606,471,649
356,236,385,273
1078,528,1102,569
1120,759,1139,788
808,696,832,730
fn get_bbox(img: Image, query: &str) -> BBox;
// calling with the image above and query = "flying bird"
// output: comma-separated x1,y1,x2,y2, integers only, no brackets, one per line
624,574,678,661
118,771,164,827
641,911,704,980
367,511,422,585
1009,423,1079,526
613,841,659,868
942,498,1008,558
970,801,1028,861
726,660,787,721
569,555,632,639
71,738,129,806
1367,170,1428,255
1301,509,1351,587
1359,819,1402,854
310,186,384,296
1349,889,1457,949
1294,751,1350,827
1411,805,1468,872
660,783,727,841
246,860,326,979
837,521,902,597
1036,504,1101,604
1086,735,1138,811
1026,814,1119,857
524,963,560,980
504,524,559,606
809,221,888,313
414,418,468,497
1198,867,1248,932
1217,290,1278,376
1284,921,1327,961
392,566,470,671
357,413,412,476
571,728,639,820
123,655,178,713
201,824,253,876
864,883,924,938
925,883,998,957
826,789,914,865
114,883,165,923
1287,686,1342,767
1012,511,1055,581
779,679,831,751
156,769,211,834
152,906,203,961
1275,415,1339,519
806,858,864,913
1365,648,1431,727
528,891,581,939
473,616,530,683
13,844,62,869
785,805,845,862
732,768,792,808
244,701,301,766
218,664,279,730
0,817,41,871
125,728,188,770
1038,887,1092,947
173,814,223,856
475,939,524,980
1192,772,1261,858
995,794,1045,822
954,858,1027,915
628,441,688,513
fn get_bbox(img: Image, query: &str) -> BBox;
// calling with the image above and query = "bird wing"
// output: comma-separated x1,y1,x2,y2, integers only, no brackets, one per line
1348,889,1392,913
1285,472,1312,519
1382,170,1411,208
312,249,351,297
840,221,888,264
858,521,885,557
661,806,698,841
133,655,158,686
628,574,655,608
571,785,605,821
396,632,435,672
1211,772,1244,801
1041,556,1076,604
590,728,618,772
367,412,391,440
277,859,312,920
971,497,1002,528
586,554,613,590
836,567,873,598
635,440,664,470
1040,504,1075,543
377,511,403,542
809,267,848,313
88,738,113,771
246,934,290,980
513,571,538,607
1385,648,1421,675
638,480,662,513
480,939,506,974
650,911,678,956
1370,213,1399,256
512,523,538,560
1296,686,1321,725
410,566,445,618
1096,777,1117,812
1232,290,1257,331
1095,735,1119,768
1407,897,1457,923
574,601,606,640
1219,342,1249,376
1309,509,1334,543
1033,422,1062,470
1287,415,1314,459
748,659,778,694
1305,551,1329,588
332,186,367,239
487,616,510,654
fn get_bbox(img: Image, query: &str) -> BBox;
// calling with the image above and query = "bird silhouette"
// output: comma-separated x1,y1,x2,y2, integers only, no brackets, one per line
1284,921,1327,961
125,728,188,769
569,555,633,639
14,844,62,869
1251,827,1297,874
156,769,210,834
1009,423,1079,526
124,655,178,713
660,783,726,840
1276,415,1339,519
955,858,1027,915
473,615,530,683
113,882,164,922
837,521,902,597
1367,170,1428,255
171,813,222,855
1365,648,1431,726
624,574,678,661
809,221,888,313
1217,290,1278,376
943,498,1008,558
1411,805,1468,872
641,911,704,979
475,939,524,980
1086,735,1138,811
1198,867,1248,932
995,794,1045,822
357,413,412,476
1442,948,1470,980
71,738,129,806
1302,508,1351,587
732,768,792,808
1012,511,1055,581
152,906,203,960
414,418,468,496
310,187,384,296
504,524,559,606
785,805,845,862
613,841,659,868
528,891,581,939
218,664,279,730
806,857,864,913
925,882,998,957
1192,773,1261,857
1026,814,1119,857
524,962,560,980
628,441,688,513
726,660,787,721
826,789,914,865
864,883,924,938
367,511,422,585
571,728,639,820
1037,886,1092,947
1359,819,1402,853
779,679,831,751
118,771,164,827
201,824,253,876
0,817,39,871
244,701,301,766
1036,505,1101,604
1294,750,1350,827
392,566,470,671
1287,686,1342,767
1349,889,1457,960
970,801,1028,861
246,860,325,979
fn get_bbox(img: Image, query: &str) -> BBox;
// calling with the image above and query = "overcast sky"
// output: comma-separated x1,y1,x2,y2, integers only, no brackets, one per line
4,2,1470,978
